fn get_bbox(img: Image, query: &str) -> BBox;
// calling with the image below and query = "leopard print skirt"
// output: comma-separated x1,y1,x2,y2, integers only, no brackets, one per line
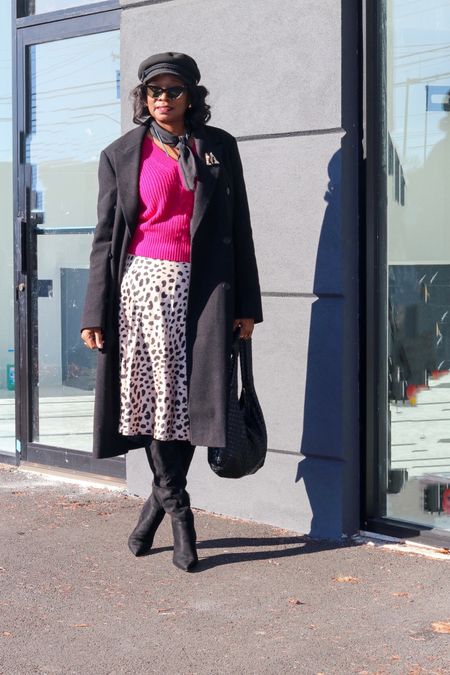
118,254,190,441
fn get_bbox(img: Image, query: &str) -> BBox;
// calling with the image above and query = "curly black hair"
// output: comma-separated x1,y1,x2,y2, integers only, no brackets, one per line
130,83,211,129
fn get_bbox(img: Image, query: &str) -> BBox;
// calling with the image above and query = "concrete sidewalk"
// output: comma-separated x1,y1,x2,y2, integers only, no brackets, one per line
0,464,449,675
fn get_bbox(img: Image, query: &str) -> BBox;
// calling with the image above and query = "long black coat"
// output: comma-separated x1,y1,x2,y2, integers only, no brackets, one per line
81,122,263,458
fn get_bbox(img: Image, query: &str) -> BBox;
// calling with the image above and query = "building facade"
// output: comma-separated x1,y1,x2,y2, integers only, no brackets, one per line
1,0,449,544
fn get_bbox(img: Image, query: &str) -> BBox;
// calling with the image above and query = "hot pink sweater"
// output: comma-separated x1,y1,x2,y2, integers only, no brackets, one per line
127,135,195,262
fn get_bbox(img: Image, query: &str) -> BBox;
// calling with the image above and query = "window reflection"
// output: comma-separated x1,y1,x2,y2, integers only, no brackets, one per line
0,1,15,454
26,31,120,452
386,0,450,530
27,32,120,229
18,1,108,16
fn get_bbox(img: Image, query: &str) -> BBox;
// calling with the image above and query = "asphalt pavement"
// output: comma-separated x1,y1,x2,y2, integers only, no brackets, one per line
0,464,449,675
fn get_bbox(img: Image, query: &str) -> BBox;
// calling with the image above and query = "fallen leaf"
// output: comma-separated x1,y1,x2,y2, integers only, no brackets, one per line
72,623,90,628
1,632,13,637
392,592,409,597
156,608,176,614
333,576,359,583
288,598,305,605
431,621,450,634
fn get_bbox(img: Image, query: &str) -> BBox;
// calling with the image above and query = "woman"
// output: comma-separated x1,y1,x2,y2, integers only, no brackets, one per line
81,52,263,572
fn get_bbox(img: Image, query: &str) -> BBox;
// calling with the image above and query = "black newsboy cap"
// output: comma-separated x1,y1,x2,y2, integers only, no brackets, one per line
138,52,201,85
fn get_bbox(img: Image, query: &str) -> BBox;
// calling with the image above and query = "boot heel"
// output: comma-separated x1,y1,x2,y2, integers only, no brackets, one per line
171,511,198,571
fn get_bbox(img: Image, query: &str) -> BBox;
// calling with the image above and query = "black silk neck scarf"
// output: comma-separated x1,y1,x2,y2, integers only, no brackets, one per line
149,120,197,192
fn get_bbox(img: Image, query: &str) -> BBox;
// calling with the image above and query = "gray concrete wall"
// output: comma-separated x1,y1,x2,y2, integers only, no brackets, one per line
123,0,361,539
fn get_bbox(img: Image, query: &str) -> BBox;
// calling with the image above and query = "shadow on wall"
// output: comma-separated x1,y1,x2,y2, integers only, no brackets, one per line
296,146,346,540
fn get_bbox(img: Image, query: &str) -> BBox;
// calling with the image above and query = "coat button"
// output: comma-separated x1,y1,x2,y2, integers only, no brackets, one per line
222,282,231,290
226,186,231,196
222,236,231,245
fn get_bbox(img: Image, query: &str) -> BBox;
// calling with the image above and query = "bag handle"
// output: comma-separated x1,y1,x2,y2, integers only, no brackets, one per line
229,330,240,398
238,336,256,394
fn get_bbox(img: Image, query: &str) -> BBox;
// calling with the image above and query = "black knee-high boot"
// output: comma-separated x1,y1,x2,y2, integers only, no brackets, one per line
127,441,195,557
148,439,198,571
170,507,198,572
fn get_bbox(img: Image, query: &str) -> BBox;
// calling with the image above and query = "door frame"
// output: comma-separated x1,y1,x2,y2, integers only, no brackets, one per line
13,3,124,478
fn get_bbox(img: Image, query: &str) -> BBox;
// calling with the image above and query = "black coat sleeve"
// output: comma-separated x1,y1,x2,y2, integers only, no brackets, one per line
81,150,117,331
228,137,263,323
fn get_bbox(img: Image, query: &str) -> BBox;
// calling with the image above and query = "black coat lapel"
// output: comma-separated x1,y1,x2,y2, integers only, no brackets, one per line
191,127,222,240
115,124,148,234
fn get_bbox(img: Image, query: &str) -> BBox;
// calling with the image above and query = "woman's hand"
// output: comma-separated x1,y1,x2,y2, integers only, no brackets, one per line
233,318,255,340
81,327,104,350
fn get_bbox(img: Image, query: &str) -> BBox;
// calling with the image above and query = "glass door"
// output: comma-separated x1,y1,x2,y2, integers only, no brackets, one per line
368,0,450,536
16,11,124,476
384,0,450,532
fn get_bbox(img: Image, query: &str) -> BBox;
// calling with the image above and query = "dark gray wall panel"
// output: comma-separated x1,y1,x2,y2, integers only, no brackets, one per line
189,449,345,539
253,295,345,458
254,296,311,453
120,0,341,136
240,132,344,295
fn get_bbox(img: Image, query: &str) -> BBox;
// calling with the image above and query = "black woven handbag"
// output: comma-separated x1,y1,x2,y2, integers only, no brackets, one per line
208,333,267,478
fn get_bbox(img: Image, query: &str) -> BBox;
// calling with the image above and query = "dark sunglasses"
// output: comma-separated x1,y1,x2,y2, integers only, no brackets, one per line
145,84,187,100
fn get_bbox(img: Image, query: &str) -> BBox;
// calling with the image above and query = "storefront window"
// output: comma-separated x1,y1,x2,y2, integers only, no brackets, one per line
385,0,450,529
18,1,110,16
0,2,15,454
